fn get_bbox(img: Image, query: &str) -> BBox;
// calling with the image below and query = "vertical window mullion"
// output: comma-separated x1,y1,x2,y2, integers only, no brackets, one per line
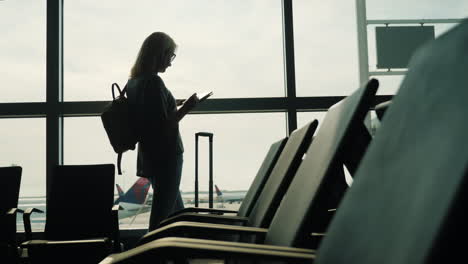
282,0,297,134
46,0,64,198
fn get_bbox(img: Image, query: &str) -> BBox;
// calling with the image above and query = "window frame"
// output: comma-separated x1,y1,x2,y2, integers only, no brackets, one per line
0,0,391,232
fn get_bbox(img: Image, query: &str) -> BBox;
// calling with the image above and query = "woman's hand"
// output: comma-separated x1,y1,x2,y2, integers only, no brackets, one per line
174,93,199,122
183,93,200,110
176,99,186,106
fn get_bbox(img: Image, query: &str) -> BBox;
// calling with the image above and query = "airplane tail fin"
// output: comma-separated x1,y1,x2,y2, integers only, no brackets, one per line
215,184,223,196
116,184,125,197
116,178,151,205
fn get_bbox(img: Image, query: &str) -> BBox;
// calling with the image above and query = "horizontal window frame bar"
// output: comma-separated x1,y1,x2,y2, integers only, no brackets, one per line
0,95,392,118
0,103,48,118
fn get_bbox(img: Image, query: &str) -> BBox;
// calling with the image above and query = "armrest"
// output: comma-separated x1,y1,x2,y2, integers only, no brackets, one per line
159,212,248,228
168,207,238,217
7,208,24,215
23,207,44,241
101,237,315,264
111,204,123,252
140,221,267,245
157,237,315,254
309,232,326,250
375,100,391,120
311,233,325,237
6,207,24,223
21,238,110,247
22,238,112,263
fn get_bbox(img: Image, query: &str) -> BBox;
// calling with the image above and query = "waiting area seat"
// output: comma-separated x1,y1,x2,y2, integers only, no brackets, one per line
138,76,378,247
0,166,22,264
165,136,288,219
20,164,121,263
140,120,318,244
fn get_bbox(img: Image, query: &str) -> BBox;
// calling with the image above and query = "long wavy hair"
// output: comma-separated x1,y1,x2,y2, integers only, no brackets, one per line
130,32,177,78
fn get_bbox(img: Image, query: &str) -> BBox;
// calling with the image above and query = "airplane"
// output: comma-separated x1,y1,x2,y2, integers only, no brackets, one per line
214,185,245,204
182,185,247,205
115,177,152,219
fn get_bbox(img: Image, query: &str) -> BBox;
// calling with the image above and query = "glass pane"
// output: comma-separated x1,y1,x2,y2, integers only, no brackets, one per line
366,0,468,94
64,113,285,229
366,0,465,92
0,1,46,102
294,0,360,96
0,119,46,231
64,0,284,101
294,0,466,97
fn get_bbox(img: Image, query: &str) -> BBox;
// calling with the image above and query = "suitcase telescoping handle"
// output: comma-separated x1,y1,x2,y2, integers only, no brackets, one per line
195,132,214,208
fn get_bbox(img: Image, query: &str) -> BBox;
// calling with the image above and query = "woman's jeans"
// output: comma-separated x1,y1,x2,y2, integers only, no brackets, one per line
148,153,184,231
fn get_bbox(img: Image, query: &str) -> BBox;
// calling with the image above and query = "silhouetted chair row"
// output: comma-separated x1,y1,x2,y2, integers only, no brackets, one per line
165,136,288,220
1,164,121,264
97,74,379,263
134,79,374,249
139,120,318,245
99,19,468,263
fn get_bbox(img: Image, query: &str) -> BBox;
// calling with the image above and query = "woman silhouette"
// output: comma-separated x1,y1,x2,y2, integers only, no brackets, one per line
126,32,199,231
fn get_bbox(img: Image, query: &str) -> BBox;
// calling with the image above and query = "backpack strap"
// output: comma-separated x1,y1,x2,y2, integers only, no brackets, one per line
117,152,123,175
111,83,127,100
111,83,121,100
122,84,128,95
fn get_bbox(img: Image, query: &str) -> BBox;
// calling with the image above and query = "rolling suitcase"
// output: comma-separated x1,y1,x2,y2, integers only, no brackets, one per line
195,132,214,208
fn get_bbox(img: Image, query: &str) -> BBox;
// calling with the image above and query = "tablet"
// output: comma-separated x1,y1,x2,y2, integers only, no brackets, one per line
197,91,213,102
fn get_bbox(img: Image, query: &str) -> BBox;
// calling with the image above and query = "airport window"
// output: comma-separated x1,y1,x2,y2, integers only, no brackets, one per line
293,0,465,97
64,113,285,229
64,0,284,101
4,0,460,237
0,1,46,102
0,118,46,231
293,0,360,97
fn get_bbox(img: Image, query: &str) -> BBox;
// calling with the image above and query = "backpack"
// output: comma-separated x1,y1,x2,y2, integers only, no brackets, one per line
101,83,138,175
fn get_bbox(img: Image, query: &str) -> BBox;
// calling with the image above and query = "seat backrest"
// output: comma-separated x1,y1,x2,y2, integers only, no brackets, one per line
0,166,22,243
45,164,115,240
247,120,318,228
316,20,468,264
0,166,22,213
237,137,288,217
264,79,378,247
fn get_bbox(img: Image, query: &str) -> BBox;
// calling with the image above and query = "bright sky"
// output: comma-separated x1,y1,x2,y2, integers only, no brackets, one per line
1,0,467,196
